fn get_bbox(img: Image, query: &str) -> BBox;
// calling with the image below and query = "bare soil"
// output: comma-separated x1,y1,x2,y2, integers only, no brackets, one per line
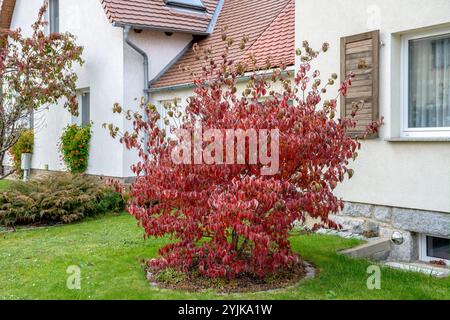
146,260,311,294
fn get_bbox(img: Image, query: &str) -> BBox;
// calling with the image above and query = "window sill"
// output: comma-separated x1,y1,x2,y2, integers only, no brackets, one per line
385,137,450,142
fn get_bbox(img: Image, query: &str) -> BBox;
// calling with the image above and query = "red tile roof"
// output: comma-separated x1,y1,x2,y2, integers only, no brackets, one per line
1,0,295,90
243,0,295,70
1,1,222,34
151,0,295,90
100,0,221,34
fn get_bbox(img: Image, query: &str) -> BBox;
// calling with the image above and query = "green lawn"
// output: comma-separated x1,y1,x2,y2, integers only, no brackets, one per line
0,179,12,191
0,213,448,300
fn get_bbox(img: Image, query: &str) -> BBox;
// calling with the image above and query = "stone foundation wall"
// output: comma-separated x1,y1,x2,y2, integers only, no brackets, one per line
331,202,450,262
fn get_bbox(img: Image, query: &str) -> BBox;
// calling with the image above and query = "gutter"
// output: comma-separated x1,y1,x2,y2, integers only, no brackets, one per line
149,67,296,93
114,22,210,36
119,0,226,114
146,0,224,88
116,0,225,95
123,26,149,102
123,25,149,148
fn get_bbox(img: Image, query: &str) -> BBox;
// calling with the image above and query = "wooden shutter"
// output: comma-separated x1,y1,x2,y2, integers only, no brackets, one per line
340,30,380,138
0,0,16,30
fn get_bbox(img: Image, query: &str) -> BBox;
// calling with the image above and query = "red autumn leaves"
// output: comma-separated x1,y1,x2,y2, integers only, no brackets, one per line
108,38,381,279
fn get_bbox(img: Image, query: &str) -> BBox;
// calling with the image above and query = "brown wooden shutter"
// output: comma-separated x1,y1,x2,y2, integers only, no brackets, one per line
340,30,380,138
0,0,16,30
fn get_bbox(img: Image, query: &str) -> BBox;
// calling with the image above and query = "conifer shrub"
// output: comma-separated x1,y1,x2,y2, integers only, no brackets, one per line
0,174,124,227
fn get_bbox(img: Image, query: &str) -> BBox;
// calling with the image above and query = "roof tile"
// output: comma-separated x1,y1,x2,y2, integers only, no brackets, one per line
244,0,295,69
152,0,295,89
101,0,221,34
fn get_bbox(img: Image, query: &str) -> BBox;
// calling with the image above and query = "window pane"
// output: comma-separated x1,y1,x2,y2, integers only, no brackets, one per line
165,0,206,10
50,0,59,33
408,34,450,128
28,111,34,129
426,236,449,260
81,92,90,126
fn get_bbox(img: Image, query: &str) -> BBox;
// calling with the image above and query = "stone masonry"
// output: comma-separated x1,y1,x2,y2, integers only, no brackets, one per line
330,202,450,262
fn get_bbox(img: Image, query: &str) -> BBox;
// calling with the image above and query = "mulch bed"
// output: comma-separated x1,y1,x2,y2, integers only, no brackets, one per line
146,260,314,294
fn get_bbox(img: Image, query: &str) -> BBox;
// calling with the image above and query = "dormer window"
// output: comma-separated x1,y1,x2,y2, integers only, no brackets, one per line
165,0,206,12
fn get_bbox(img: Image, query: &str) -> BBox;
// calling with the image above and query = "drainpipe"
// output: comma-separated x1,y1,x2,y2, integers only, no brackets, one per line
123,26,149,149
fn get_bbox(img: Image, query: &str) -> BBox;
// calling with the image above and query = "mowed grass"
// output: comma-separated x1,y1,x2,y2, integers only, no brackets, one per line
0,213,449,300
0,179,12,191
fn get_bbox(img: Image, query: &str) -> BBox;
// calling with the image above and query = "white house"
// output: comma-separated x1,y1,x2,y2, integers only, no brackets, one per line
296,0,450,264
1,0,448,265
1,0,294,179
1,0,221,178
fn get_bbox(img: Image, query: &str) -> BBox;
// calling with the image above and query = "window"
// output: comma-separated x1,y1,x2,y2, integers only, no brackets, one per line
401,29,450,137
72,90,90,126
28,111,34,129
419,234,449,265
165,0,206,12
49,0,59,33
81,92,90,126
158,99,181,140
247,96,295,107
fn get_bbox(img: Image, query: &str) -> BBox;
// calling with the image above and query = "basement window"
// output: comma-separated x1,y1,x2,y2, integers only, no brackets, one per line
419,234,449,265
165,0,206,12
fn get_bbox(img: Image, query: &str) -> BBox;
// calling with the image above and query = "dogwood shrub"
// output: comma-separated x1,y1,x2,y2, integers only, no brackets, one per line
107,38,381,279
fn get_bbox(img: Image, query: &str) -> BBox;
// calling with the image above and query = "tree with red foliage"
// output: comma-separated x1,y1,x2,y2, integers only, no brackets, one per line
107,36,381,279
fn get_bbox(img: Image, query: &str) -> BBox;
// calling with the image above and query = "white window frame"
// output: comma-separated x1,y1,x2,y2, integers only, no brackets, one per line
71,88,90,126
158,98,181,133
400,27,450,138
48,0,60,34
419,234,449,266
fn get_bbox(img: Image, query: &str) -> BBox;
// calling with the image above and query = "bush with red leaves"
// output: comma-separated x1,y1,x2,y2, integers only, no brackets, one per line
106,37,382,279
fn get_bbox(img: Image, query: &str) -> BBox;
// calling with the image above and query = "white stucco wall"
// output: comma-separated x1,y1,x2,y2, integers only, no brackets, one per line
9,0,195,178
122,30,193,177
296,0,450,213
10,0,125,177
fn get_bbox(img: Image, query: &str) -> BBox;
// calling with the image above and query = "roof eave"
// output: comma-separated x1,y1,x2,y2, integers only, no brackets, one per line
150,65,296,93
112,21,211,36
111,0,224,36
